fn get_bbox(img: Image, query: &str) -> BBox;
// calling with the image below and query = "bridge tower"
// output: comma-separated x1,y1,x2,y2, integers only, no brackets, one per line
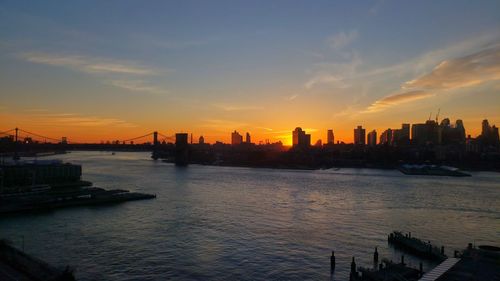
13,127,20,160
153,131,158,146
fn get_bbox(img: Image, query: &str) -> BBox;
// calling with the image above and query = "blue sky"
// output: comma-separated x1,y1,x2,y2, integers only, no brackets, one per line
1,0,499,143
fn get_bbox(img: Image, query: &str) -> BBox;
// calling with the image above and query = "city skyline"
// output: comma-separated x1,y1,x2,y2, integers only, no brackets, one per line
1,1,500,144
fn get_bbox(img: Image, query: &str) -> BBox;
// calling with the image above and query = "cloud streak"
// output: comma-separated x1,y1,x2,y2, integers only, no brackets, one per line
109,80,168,95
212,103,263,112
326,30,359,50
20,53,157,75
31,112,137,128
365,44,500,113
404,46,500,91
364,90,433,113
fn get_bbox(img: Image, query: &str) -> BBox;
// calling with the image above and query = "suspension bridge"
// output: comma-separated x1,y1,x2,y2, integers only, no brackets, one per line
0,128,179,145
0,128,194,165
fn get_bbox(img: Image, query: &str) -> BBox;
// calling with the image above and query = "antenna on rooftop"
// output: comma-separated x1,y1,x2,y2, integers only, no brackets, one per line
436,108,440,123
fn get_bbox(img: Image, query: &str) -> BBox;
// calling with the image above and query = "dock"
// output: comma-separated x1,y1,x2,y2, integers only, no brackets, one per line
422,244,500,280
388,231,447,262
0,187,156,215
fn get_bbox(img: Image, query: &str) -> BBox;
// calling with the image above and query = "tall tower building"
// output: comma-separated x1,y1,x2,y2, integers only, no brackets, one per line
327,129,334,144
354,126,366,145
292,127,311,148
231,130,243,145
245,132,251,144
367,130,377,146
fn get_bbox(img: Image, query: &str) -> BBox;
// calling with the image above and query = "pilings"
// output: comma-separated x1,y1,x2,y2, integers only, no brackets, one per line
330,250,335,273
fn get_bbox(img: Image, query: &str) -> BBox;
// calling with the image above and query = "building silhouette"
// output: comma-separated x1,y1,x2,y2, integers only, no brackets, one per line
440,119,466,145
480,119,500,146
367,130,377,146
231,130,243,145
292,127,311,148
245,132,251,144
175,133,189,166
354,126,366,145
392,123,410,145
327,129,334,144
411,120,440,145
380,129,393,145
199,135,205,144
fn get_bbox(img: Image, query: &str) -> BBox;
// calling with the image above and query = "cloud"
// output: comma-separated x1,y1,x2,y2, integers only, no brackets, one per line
326,30,359,50
305,74,348,90
304,53,362,89
364,44,500,113
200,119,248,130
31,112,137,128
109,80,168,95
212,103,263,111
20,52,158,75
256,126,274,132
364,90,433,113
403,46,500,91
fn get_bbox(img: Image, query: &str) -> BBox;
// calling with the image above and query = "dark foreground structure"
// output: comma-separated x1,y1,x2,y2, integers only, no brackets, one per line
336,232,500,281
0,240,75,281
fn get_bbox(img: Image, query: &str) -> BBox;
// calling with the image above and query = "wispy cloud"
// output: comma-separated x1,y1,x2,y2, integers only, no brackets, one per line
20,52,157,75
364,90,433,113
200,119,248,130
31,112,137,128
212,103,263,112
326,30,359,50
364,44,500,113
255,126,274,132
403,45,500,91
305,74,348,90
108,80,168,95
304,53,362,89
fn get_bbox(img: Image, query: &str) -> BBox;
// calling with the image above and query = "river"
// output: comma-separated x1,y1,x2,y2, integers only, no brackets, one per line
1,151,499,280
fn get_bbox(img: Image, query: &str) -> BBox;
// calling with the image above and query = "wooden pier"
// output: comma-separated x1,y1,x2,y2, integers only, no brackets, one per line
388,231,447,262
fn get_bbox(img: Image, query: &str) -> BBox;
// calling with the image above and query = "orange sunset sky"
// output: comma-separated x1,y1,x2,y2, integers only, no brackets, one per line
1,2,499,145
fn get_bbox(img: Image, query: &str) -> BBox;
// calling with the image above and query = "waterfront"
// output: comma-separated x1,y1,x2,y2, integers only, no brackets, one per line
1,151,499,280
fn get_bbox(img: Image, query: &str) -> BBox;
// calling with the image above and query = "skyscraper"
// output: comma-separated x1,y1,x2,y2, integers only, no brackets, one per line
292,127,311,148
245,132,251,144
231,130,243,145
380,129,393,145
354,126,366,145
327,129,334,144
367,130,377,146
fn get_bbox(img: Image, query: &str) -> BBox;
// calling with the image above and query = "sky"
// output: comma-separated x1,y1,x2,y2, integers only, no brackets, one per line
0,0,499,144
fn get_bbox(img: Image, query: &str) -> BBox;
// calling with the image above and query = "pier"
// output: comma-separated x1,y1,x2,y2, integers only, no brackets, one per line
0,187,155,215
388,231,447,262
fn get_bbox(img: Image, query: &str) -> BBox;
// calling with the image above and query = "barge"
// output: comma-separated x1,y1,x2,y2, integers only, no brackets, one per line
398,164,471,177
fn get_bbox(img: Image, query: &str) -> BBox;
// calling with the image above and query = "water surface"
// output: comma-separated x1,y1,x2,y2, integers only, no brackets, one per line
1,151,499,280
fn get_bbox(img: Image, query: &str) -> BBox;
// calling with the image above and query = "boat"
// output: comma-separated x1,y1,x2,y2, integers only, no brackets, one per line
398,164,471,177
